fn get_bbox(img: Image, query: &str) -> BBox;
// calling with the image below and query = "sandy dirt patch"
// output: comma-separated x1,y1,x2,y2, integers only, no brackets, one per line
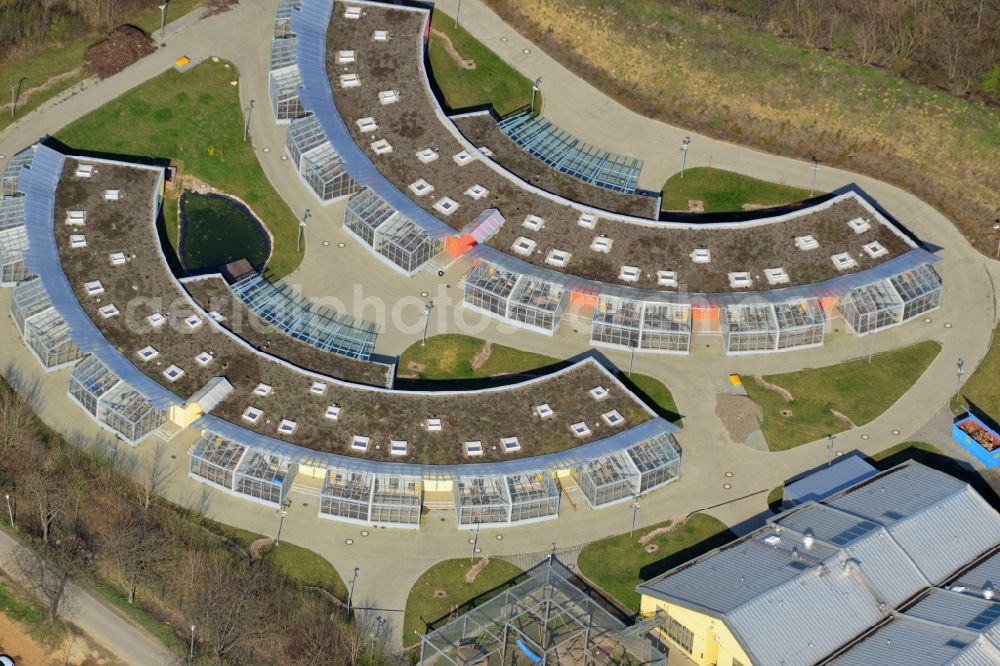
431,28,476,69
716,393,763,443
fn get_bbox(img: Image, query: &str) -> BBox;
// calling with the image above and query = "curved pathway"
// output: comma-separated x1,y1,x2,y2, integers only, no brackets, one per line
0,0,997,650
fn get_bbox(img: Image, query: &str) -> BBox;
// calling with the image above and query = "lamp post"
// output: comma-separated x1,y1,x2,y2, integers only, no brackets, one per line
957,357,965,399
4,493,13,527
629,496,640,537
993,223,1000,258
867,329,876,365
189,624,195,661
809,156,820,196
158,3,168,40
680,136,691,178
10,79,25,119
628,339,637,377
274,497,290,545
530,77,542,115
826,434,836,467
243,99,255,143
470,519,481,563
348,567,360,610
455,0,462,29
297,209,311,252
421,300,435,346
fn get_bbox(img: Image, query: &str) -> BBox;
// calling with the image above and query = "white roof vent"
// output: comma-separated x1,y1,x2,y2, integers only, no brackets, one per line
848,217,871,234
729,272,753,289
764,534,782,546
591,236,613,253
104,189,120,201
339,73,360,88
464,440,484,457
65,210,86,225
356,117,377,133
337,50,356,64
98,304,120,318
109,252,127,266
590,386,609,400
373,29,389,42
70,234,87,248
253,383,273,397
512,236,537,256
325,404,341,421
84,280,105,296
690,248,711,264
535,404,553,419
831,252,858,271
802,529,815,550
601,410,625,426
75,164,94,178
242,406,263,424
546,249,571,267
351,435,370,451
863,241,888,258
208,311,225,322
416,147,439,164
344,5,362,19
522,215,545,231
378,89,399,105
426,417,442,431
195,351,214,366
409,179,434,197
619,266,640,282
465,184,488,200
657,270,678,288
984,584,996,601
390,440,408,456
147,312,166,327
478,145,493,157
163,364,185,382
277,419,298,435
578,213,597,229
765,267,789,285
184,314,203,329
795,235,819,251
370,139,393,155
137,346,159,362
571,422,592,438
433,197,459,216
310,381,328,395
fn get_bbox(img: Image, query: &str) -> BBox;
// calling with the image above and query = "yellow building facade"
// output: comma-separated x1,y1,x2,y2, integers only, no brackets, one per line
638,595,751,666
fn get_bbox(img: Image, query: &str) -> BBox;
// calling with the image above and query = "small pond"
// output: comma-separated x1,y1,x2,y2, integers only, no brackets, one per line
179,191,271,273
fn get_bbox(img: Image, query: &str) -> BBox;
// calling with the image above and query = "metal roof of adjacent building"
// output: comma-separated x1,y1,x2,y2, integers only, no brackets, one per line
784,456,877,505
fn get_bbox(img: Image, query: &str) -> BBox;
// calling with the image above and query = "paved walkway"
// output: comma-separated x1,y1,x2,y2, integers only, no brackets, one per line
0,0,998,652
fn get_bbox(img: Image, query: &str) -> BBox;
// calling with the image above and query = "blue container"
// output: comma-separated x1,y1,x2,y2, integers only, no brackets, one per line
952,412,1000,469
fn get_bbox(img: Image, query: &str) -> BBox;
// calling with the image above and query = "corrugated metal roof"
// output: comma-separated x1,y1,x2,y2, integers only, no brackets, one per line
775,503,880,545
951,550,1000,592
842,528,929,606
784,456,877,505
827,463,966,525
906,589,1000,633
827,618,993,666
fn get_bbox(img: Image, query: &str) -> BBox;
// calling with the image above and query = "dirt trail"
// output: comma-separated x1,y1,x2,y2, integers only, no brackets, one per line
0,67,86,112
754,375,794,402
430,28,476,69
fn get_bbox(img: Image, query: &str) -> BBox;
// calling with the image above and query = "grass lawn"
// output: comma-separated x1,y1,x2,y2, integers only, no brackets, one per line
0,0,204,135
577,514,735,613
403,558,523,645
204,521,347,600
954,323,1000,419
427,11,537,117
54,60,302,277
741,341,941,452
398,334,562,380
626,373,682,425
661,167,814,212
0,578,65,645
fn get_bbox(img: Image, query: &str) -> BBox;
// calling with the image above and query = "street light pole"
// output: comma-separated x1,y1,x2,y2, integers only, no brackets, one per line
421,300,435,346
867,329,875,365
809,156,820,196
455,0,462,29
628,340,636,377
158,3,168,40
629,496,640,537
10,79,24,119
348,567,360,610
827,434,836,467
297,209,311,252
530,77,542,115
4,493,13,527
680,136,691,178
470,519,481,563
957,357,965,399
274,498,290,545
243,99,255,143
189,624,195,661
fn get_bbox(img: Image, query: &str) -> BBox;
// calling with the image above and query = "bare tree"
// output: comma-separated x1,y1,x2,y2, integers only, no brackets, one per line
138,442,169,512
15,536,86,622
103,507,168,604
0,380,36,457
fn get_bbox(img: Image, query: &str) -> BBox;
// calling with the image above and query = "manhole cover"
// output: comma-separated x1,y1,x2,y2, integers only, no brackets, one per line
263,147,271,153
924,317,932,323
212,56,219,62
944,322,953,328
725,471,733,478
280,155,288,161
501,36,509,42
361,530,369,537
861,434,870,440
468,538,475,544
337,242,346,248
496,534,503,540
229,80,237,86
322,241,331,247
433,590,447,598
644,544,659,553
723,483,732,490
892,429,901,436
345,538,354,545
475,547,482,553
420,291,429,297
522,48,531,54
780,409,793,418
836,451,844,457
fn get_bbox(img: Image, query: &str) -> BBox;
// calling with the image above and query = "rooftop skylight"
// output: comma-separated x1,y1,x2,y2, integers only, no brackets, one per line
137,346,159,362
84,280,105,295
147,312,166,327
728,272,753,288
340,73,361,88
522,214,545,231
863,241,888,258
512,236,537,256
546,249,571,267
310,381,328,395
619,266,640,282
70,234,87,248
344,5,362,19
578,213,597,229
571,422,592,437
409,179,434,196
501,437,521,453
253,383,273,397
378,89,399,105
195,351,214,366
478,146,493,157
98,304,120,318
65,210,86,225
416,147,439,164
243,406,263,424
163,364,185,382
426,417,442,431
765,267,790,285
690,248,711,264
373,29,389,42
795,235,819,251
325,404,341,421
109,252,127,266
371,139,393,155
184,314,203,329
433,197,459,216
657,270,678,287
465,184,488,200
453,150,474,166
351,435,370,451
278,419,298,435
464,441,484,457
104,189,120,201
589,386,609,400
390,440,408,456
591,236,613,253
601,410,624,426
848,217,871,234
337,50,356,64
535,404,554,419
831,252,858,271
356,116,377,133
75,164,93,178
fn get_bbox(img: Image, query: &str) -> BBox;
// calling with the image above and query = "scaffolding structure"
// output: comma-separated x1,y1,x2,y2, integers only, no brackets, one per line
575,433,682,509
591,296,691,354
67,356,166,444
319,466,423,528
230,273,379,359
454,473,560,529
343,189,440,275
420,557,665,665
463,260,569,335
188,432,295,506
10,279,84,371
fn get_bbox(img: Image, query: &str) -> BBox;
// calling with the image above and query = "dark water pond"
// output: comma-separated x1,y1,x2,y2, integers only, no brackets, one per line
179,191,270,272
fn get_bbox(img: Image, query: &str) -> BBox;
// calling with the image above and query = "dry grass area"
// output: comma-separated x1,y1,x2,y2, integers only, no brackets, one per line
327,5,913,293
453,114,658,218
484,0,1000,257
183,276,391,387
54,158,649,464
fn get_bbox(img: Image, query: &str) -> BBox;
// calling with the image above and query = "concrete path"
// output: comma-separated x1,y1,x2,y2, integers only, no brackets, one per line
0,530,176,665
0,0,998,652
